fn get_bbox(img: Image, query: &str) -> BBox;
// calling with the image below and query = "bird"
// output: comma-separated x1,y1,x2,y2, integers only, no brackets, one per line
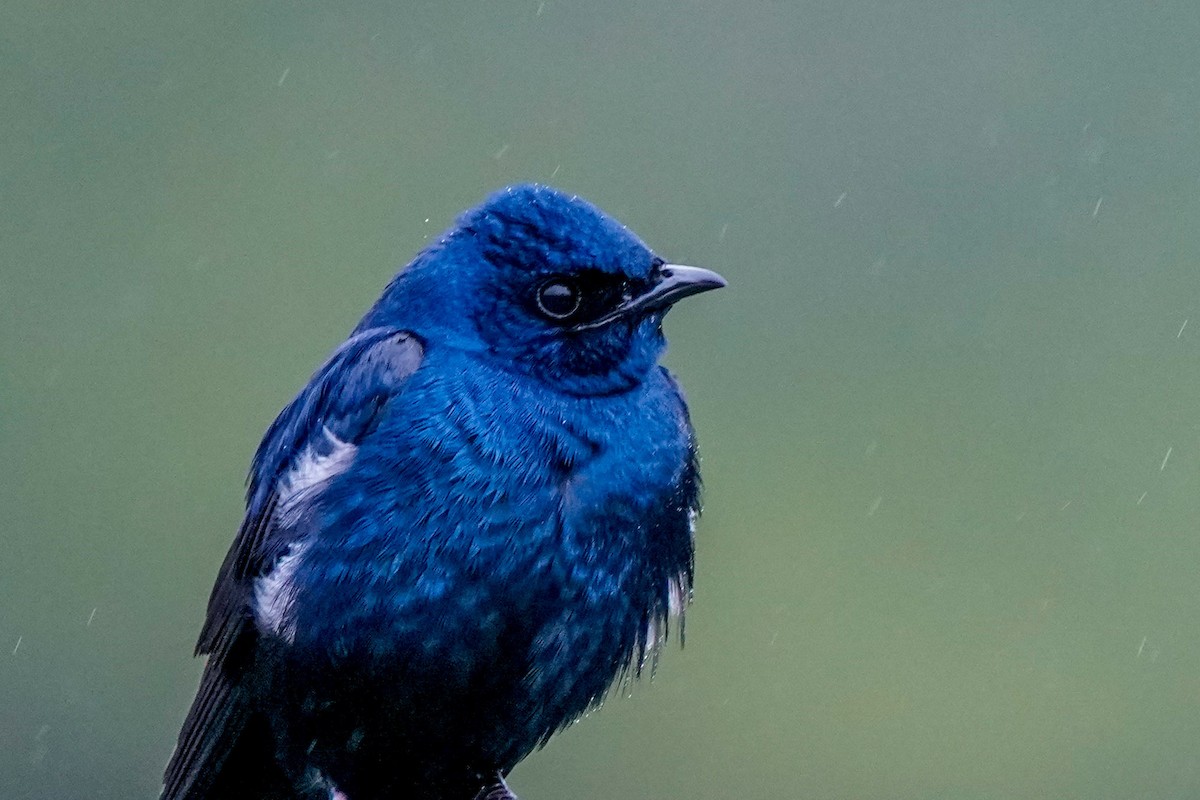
161,184,726,800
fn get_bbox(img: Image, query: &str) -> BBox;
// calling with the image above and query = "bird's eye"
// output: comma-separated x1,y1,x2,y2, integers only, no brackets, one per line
536,279,582,320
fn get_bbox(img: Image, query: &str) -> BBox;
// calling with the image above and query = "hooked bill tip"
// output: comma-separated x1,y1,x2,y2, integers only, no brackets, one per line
657,264,728,296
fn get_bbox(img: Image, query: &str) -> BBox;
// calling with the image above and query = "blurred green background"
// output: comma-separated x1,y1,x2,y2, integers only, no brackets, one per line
5,2,1200,798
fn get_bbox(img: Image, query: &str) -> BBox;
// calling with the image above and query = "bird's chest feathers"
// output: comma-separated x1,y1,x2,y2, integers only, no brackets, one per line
254,365,693,660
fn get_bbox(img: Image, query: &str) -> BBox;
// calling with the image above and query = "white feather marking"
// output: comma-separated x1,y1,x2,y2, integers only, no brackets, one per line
642,510,698,653
276,427,358,526
666,571,690,617
254,539,310,642
254,428,357,642
644,618,659,653
644,570,692,654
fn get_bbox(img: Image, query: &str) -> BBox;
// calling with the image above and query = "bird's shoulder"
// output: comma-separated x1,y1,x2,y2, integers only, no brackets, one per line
197,327,424,658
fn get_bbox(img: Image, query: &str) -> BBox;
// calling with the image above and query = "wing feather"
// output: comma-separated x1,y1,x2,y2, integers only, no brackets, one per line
163,328,424,799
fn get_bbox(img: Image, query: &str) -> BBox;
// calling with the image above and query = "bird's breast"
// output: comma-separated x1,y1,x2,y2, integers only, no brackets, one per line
280,364,693,665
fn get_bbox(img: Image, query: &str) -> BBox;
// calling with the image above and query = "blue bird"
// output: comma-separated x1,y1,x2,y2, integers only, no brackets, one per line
162,184,725,800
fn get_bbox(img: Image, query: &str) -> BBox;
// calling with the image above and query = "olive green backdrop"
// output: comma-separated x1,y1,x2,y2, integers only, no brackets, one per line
5,2,1200,798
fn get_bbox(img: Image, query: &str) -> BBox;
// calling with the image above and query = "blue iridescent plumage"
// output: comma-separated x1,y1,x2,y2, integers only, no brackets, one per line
163,185,724,800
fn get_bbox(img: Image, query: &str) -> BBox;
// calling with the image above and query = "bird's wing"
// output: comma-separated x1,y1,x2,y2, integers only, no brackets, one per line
162,327,424,800
198,327,425,658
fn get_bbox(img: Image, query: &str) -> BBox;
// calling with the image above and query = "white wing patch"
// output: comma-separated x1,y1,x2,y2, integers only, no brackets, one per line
276,427,358,526
254,539,311,643
254,428,357,643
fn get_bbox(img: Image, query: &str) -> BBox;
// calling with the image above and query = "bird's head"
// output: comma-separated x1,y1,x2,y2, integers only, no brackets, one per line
363,184,725,396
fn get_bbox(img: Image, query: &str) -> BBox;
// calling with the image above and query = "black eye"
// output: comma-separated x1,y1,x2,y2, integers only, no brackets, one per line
536,279,582,320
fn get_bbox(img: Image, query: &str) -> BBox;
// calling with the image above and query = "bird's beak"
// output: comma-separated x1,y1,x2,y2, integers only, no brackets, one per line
637,264,728,311
571,264,727,332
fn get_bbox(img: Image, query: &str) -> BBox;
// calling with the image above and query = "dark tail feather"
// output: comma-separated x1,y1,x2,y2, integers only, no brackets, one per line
197,713,295,800
162,661,292,799
474,773,520,800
